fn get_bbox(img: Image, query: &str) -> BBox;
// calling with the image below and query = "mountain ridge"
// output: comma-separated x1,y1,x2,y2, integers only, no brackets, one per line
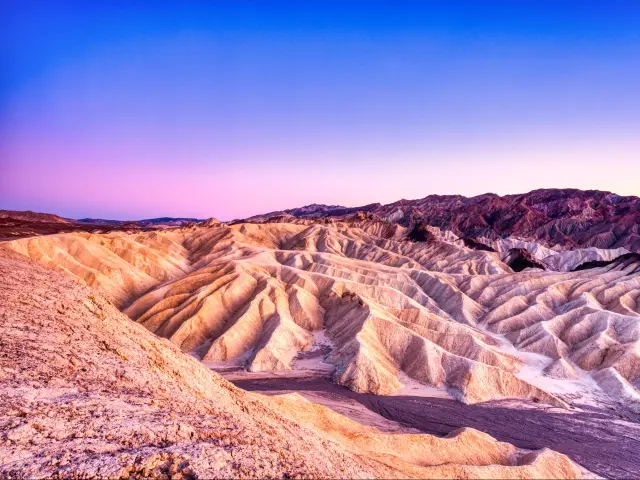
244,188,640,253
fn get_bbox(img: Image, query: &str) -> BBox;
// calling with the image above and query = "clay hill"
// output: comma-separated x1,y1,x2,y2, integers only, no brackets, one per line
0,248,584,479
5,214,639,412
249,188,640,254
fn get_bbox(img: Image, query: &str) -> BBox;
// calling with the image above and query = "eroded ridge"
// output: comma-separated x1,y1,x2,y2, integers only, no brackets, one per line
7,217,640,410
0,249,584,479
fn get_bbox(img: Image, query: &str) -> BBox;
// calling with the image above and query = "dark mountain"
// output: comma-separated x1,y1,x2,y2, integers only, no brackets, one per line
77,217,201,227
0,210,69,224
0,211,199,240
76,218,123,226
136,217,201,226
250,189,640,252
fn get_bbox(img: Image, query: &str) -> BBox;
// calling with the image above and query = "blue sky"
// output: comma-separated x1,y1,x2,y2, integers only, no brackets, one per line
1,1,639,219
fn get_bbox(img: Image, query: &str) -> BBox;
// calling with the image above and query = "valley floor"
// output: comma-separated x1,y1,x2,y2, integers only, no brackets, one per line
227,370,640,479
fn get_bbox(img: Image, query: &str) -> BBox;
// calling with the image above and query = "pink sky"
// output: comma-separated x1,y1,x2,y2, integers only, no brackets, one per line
2,2,639,220
3,129,639,220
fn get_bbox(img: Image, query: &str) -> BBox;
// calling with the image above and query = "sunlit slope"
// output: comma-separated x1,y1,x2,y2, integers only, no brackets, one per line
6,218,640,409
0,249,584,479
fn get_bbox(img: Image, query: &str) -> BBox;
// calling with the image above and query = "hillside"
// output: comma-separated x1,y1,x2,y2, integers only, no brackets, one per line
0,248,584,478
250,189,640,253
6,216,639,412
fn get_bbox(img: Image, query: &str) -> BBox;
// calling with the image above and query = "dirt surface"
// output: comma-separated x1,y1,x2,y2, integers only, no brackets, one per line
232,375,640,479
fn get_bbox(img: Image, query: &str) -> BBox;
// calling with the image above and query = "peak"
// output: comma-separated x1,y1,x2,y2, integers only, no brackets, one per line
201,217,221,227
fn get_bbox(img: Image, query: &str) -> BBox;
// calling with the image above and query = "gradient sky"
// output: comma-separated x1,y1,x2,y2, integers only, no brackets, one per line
1,1,639,220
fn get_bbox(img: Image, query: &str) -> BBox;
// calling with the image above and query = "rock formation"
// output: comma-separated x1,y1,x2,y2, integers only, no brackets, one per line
6,215,639,411
0,249,585,478
0,209,69,224
253,188,640,254
0,209,202,241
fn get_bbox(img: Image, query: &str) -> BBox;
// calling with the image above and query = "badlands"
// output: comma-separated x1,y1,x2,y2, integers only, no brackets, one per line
2,248,586,478
1,188,640,478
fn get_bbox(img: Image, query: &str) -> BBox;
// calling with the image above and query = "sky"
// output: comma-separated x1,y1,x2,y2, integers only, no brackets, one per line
1,1,639,220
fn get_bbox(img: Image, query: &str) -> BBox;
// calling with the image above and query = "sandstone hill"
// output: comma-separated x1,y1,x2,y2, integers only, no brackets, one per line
6,215,639,411
0,248,584,479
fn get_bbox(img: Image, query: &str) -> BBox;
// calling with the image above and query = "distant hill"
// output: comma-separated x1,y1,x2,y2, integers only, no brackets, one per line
75,218,123,226
136,217,201,227
0,210,69,224
77,217,201,227
249,188,640,253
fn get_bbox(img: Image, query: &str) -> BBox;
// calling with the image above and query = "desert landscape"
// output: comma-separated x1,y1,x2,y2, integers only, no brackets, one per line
1,188,639,478
3,2,639,478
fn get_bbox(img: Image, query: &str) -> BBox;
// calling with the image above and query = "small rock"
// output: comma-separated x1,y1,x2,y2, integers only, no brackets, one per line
6,423,37,442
